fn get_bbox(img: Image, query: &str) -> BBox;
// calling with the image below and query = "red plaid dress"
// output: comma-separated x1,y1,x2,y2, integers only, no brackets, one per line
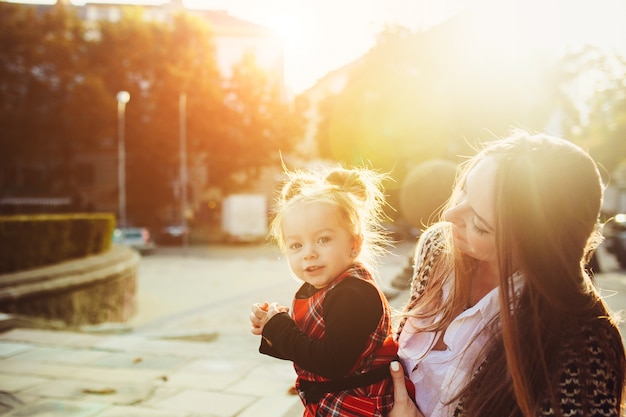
292,263,398,417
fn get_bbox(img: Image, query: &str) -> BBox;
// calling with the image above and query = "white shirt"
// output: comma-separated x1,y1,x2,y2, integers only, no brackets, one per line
398,273,522,417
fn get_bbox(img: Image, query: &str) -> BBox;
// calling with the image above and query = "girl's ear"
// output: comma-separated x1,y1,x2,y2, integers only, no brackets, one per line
351,234,363,257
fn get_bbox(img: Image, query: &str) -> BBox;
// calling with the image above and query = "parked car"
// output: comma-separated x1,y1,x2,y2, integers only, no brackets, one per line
112,227,156,255
158,223,190,245
605,213,626,269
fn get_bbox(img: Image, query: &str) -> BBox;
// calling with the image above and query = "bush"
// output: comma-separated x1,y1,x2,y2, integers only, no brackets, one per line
0,213,115,274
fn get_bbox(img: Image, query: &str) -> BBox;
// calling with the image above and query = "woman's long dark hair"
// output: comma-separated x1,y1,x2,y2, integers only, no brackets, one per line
458,131,625,416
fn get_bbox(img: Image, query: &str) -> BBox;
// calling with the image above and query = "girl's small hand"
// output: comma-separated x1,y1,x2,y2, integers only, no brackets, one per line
250,302,268,335
250,302,289,335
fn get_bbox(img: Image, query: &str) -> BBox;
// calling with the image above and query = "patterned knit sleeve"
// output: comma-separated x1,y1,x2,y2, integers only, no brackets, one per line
539,320,625,417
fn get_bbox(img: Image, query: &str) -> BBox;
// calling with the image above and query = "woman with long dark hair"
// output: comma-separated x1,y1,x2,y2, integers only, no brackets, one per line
388,130,625,417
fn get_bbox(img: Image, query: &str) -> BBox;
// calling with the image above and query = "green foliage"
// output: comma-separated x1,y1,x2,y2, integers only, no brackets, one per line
0,3,94,193
556,46,626,176
0,213,115,274
89,10,227,227
0,3,306,228
316,19,558,198
218,53,306,190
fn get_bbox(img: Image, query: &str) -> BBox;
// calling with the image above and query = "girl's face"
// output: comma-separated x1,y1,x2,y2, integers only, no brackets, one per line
444,157,498,266
281,201,359,289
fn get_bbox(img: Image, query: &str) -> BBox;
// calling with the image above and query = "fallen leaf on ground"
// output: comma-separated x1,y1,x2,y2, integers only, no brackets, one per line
82,388,116,395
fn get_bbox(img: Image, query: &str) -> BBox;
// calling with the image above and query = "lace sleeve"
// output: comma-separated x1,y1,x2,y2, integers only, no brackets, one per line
410,223,447,298
394,223,447,339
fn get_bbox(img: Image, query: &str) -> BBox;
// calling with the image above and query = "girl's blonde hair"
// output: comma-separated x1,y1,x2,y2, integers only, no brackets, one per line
268,166,390,274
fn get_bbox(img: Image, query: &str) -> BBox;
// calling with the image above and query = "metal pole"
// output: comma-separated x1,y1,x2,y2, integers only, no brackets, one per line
179,92,188,252
117,91,130,228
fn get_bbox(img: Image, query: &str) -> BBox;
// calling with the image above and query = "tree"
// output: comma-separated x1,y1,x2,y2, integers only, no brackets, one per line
219,52,305,191
0,2,99,195
556,46,626,176
315,16,557,216
1,3,308,227
91,9,228,227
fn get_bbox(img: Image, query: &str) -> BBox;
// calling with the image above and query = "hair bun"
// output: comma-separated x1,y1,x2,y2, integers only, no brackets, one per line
281,175,316,202
325,168,368,201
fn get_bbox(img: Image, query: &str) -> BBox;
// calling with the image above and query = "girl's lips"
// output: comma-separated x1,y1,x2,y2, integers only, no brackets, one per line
305,265,322,272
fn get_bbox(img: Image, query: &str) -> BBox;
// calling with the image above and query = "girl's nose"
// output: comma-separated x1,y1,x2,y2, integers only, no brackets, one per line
303,244,317,260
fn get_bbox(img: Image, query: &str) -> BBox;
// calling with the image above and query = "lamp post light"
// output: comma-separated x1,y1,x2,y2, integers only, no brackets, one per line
116,91,130,228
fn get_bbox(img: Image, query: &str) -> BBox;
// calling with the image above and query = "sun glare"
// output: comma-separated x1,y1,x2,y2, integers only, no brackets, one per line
466,0,626,56
7,0,624,93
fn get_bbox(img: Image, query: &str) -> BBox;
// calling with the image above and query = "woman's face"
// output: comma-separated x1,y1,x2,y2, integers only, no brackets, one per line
444,157,498,266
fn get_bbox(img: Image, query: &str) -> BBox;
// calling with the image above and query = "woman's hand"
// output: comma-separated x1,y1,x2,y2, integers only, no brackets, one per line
387,361,424,417
249,302,288,335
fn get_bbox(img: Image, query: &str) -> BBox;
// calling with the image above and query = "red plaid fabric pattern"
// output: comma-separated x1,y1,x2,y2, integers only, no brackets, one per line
293,264,396,416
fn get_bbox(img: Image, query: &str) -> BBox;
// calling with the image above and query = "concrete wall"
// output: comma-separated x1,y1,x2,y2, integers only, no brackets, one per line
0,246,139,326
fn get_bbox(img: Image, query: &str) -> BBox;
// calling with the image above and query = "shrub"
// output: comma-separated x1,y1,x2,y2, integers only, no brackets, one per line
0,213,115,274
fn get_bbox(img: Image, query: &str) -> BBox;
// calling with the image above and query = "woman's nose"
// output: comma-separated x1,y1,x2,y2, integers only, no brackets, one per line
443,203,464,224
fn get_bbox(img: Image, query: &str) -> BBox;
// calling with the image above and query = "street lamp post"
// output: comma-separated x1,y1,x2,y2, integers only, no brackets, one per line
117,91,130,228
179,92,188,252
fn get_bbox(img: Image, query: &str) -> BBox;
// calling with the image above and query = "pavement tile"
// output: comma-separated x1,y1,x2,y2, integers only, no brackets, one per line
89,352,187,370
0,342,33,358
0,374,50,391
177,358,259,376
0,329,115,349
9,346,110,365
94,405,188,416
236,395,303,417
95,337,214,358
139,386,184,407
283,400,306,417
3,399,108,417
0,391,27,414
0,360,166,384
19,378,156,405
190,335,260,361
226,377,295,398
151,389,255,417
164,370,241,391
224,362,296,397
156,357,262,393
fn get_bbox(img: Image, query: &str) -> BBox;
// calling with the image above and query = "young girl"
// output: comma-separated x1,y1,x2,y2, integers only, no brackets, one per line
250,166,413,416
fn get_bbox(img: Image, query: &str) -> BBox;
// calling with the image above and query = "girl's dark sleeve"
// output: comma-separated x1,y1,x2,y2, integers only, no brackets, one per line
259,277,383,379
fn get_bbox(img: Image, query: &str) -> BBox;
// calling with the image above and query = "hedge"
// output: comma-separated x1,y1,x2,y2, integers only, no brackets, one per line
0,213,115,274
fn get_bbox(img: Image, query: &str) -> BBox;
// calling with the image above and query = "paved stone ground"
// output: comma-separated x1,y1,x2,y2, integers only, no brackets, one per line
0,242,413,417
0,242,623,417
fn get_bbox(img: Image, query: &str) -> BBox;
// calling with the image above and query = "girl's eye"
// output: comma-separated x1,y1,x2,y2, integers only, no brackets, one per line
288,242,301,250
317,236,330,244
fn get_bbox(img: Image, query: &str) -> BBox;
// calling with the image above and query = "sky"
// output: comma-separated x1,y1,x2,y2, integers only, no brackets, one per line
8,0,626,93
